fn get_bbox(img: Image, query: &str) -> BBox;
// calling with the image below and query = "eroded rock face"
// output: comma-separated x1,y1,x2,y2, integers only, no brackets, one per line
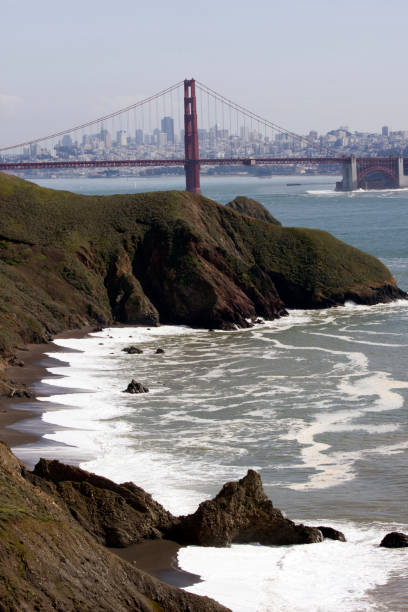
168,470,323,546
106,249,160,326
31,458,173,547
30,461,326,551
226,196,281,225
380,532,408,548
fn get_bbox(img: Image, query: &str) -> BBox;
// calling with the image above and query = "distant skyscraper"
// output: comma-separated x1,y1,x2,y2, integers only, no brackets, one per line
382,126,389,137
100,129,111,149
30,143,40,157
61,135,73,147
116,130,127,146
135,129,143,145
161,116,174,144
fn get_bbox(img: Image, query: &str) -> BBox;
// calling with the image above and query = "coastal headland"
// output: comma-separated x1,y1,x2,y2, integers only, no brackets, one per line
0,172,406,609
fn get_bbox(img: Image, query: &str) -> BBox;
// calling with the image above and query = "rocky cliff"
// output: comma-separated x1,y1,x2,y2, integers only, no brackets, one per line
0,442,230,611
0,172,405,393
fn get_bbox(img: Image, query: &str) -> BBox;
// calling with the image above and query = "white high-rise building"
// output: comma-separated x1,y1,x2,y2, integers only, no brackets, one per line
116,130,127,146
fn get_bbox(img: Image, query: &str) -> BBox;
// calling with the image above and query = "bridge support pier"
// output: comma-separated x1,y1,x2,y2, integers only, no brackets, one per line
340,155,357,191
397,155,408,188
184,79,201,193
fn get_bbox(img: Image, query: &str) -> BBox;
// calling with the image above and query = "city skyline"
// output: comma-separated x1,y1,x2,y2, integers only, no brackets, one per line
7,114,408,168
2,0,408,147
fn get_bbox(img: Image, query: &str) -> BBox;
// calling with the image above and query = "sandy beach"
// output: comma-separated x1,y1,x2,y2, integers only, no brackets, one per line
0,327,200,588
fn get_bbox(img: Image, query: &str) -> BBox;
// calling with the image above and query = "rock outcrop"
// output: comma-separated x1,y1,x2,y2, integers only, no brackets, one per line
169,470,323,546
30,458,173,547
30,461,325,549
2,441,355,608
0,442,230,612
380,532,408,548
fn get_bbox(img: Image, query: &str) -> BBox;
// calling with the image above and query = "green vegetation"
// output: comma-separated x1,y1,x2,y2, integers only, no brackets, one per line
0,171,403,363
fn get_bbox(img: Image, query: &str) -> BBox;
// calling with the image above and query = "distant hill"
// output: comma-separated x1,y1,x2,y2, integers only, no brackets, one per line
0,172,405,391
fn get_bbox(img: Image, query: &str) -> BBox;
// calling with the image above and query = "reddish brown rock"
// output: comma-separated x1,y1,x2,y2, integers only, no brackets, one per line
168,470,323,546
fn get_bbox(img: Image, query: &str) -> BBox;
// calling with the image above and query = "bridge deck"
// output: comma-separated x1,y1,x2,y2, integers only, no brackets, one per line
0,157,347,171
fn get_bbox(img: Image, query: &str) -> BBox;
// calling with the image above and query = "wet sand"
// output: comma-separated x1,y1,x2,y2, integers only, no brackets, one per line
0,326,198,589
109,540,201,587
0,328,93,447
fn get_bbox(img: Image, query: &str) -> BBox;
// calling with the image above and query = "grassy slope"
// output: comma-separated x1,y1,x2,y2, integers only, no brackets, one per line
0,172,400,360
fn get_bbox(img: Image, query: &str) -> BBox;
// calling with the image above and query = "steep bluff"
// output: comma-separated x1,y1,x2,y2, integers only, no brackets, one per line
0,172,405,391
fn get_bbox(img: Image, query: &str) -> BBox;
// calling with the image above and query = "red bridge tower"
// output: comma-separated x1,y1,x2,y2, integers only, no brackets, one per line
184,79,200,193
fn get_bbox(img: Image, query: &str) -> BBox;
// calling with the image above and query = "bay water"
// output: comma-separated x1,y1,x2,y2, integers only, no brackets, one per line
14,175,408,611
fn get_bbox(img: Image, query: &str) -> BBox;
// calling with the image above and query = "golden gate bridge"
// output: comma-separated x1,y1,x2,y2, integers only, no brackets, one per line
1,79,407,192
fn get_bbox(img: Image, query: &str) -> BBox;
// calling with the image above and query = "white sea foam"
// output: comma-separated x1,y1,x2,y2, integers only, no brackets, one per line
179,520,408,612
283,371,408,490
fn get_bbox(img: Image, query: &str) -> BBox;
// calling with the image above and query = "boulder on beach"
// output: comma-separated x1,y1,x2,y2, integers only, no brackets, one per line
122,345,143,354
380,532,408,548
123,379,149,394
317,526,346,542
168,469,323,546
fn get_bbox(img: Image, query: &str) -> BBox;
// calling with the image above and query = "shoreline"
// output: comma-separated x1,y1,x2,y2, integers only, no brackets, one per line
1,321,407,608
0,325,201,589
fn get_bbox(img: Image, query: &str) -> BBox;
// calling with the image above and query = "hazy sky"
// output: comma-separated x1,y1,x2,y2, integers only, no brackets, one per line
1,0,408,146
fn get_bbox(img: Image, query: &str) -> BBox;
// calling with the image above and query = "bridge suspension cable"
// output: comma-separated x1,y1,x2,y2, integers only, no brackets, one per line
0,81,184,152
195,80,337,157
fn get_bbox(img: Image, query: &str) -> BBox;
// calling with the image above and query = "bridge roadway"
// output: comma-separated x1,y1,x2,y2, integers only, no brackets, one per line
0,157,344,171
2,157,408,191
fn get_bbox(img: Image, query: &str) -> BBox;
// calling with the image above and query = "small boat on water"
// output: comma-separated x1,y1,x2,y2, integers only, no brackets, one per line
286,182,301,186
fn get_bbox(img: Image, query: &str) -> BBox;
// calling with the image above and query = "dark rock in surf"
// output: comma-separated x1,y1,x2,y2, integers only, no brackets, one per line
380,532,408,548
122,345,143,354
317,526,346,542
155,348,165,354
123,379,149,394
168,469,323,547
